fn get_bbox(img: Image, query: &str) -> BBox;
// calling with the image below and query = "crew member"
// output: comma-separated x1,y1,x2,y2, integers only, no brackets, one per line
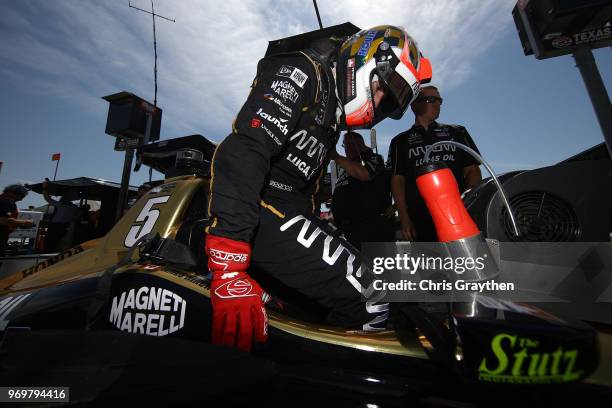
388,86,482,242
331,131,393,249
127,182,152,209
42,179,81,251
205,25,432,351
0,184,33,256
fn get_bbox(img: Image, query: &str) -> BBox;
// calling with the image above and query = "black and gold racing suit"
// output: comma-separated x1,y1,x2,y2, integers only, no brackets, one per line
207,50,388,330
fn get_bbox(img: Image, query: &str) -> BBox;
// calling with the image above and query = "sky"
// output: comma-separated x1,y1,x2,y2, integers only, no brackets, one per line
0,0,610,209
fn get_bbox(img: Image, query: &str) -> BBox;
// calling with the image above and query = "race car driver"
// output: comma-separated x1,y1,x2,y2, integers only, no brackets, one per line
205,25,432,351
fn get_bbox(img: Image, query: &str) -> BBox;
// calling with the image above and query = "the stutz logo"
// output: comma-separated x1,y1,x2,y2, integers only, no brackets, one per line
110,287,187,336
478,333,583,384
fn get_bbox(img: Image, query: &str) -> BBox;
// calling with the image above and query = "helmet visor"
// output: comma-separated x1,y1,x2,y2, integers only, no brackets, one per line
374,69,414,121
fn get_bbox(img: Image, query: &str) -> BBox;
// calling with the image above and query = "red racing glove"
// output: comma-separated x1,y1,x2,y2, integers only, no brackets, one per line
205,234,268,352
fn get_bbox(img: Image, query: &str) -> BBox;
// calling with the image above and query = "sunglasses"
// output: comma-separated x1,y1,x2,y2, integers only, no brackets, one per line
415,95,443,104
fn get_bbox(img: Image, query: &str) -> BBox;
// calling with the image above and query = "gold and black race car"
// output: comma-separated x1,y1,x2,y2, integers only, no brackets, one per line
0,135,611,406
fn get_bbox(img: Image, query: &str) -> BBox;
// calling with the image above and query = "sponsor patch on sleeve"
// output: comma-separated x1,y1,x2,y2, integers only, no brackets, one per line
289,67,308,88
277,65,308,88
277,65,294,77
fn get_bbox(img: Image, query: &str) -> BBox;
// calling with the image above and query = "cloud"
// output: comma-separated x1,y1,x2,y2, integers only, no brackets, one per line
326,0,514,87
0,0,516,143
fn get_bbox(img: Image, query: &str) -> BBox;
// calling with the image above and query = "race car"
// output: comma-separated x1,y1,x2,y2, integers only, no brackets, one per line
0,134,610,406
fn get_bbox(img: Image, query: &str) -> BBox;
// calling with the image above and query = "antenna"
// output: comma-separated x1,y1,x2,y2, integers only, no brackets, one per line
312,0,323,29
129,0,175,107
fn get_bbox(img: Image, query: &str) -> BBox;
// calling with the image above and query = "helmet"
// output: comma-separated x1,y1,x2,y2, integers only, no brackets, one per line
337,25,432,128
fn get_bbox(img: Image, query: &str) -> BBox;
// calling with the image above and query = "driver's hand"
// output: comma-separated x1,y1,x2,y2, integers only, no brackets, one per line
205,234,268,352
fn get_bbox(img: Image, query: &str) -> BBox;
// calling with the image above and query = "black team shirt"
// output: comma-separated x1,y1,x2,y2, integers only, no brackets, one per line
332,149,388,226
387,121,480,241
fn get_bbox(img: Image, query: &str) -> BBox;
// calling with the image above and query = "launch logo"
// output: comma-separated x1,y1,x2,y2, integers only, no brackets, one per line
256,108,289,135
110,287,187,336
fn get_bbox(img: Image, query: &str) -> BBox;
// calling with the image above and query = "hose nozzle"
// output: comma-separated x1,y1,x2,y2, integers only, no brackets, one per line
416,162,480,242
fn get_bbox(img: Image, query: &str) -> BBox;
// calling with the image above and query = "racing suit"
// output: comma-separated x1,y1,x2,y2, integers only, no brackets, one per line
207,49,388,331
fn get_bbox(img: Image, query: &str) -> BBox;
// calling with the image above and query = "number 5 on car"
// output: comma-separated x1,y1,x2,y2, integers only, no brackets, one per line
124,196,170,247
